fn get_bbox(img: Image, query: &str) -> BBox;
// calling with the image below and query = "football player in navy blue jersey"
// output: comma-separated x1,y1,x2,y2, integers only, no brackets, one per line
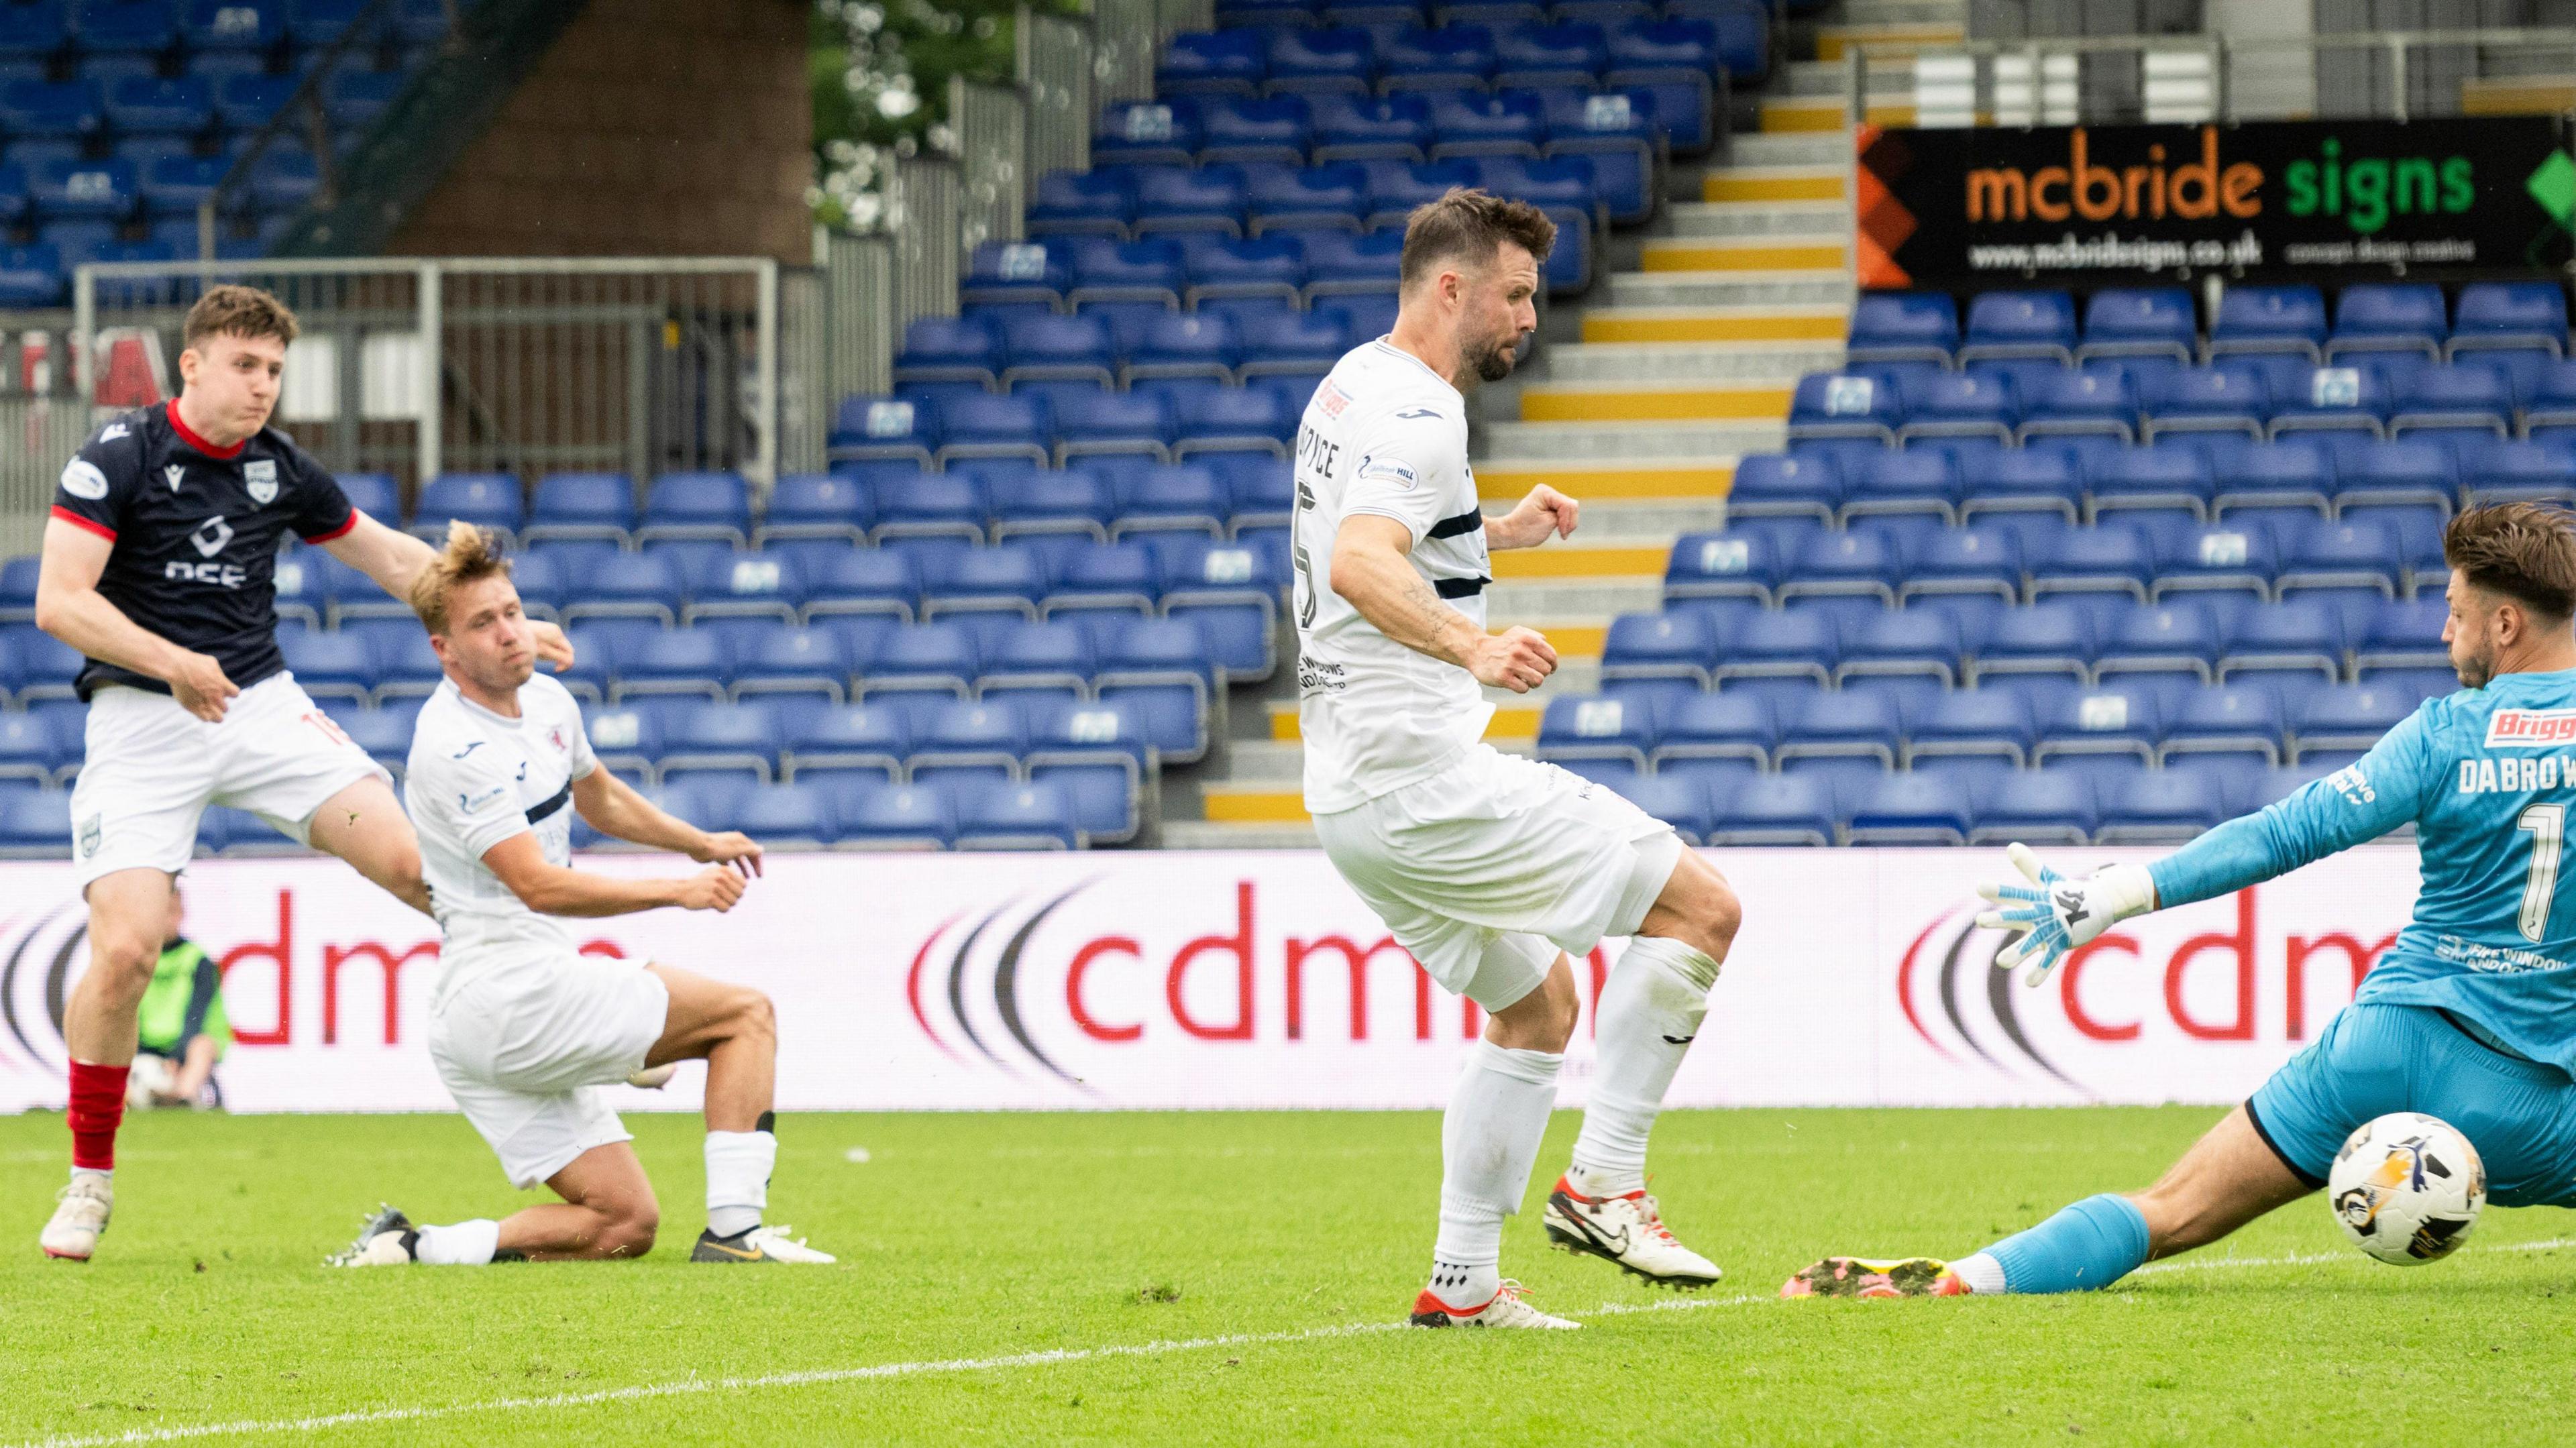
35,285,575,1264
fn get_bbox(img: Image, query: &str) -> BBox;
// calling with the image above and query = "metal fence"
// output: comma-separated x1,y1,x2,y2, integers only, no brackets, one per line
63,258,779,494
953,78,1030,258
1870,26,2576,125
1021,7,1095,187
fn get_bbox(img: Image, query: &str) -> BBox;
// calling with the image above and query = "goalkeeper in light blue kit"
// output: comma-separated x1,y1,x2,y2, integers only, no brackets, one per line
1786,502,2576,1300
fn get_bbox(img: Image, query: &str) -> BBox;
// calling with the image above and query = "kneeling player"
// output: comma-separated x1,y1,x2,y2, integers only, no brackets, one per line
1787,504,2576,1299
335,524,828,1268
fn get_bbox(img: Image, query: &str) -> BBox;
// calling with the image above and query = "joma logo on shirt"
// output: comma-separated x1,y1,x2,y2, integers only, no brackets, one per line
2487,710,2576,746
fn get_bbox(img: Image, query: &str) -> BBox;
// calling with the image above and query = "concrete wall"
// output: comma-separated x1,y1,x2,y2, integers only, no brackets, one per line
388,0,810,262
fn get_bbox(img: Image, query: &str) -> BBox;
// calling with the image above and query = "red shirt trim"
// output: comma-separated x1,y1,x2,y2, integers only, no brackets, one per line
50,505,116,541
301,510,359,545
165,400,248,461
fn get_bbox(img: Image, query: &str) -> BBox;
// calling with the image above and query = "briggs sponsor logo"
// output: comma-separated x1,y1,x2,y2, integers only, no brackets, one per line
2486,709,2576,746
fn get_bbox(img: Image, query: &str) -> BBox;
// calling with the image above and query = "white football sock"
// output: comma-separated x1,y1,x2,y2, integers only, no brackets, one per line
1430,1040,1563,1307
705,1129,776,1239
1952,1251,2006,1295
1569,935,1721,1195
69,1166,110,1186
416,1219,500,1266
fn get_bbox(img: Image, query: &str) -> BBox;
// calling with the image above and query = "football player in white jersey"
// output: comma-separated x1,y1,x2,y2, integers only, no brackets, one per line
1294,191,1745,1329
331,524,831,1268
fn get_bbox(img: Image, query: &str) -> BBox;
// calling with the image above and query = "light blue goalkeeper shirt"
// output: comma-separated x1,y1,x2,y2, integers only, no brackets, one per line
2150,668,2576,1072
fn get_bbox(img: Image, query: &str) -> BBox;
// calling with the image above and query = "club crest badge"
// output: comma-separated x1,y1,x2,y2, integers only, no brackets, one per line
244,458,278,506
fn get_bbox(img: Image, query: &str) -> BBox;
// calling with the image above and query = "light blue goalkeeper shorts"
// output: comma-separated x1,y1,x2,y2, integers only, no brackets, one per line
2247,1003,2576,1209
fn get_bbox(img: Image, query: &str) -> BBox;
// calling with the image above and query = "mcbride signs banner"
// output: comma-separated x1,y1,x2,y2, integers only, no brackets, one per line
0,848,2427,1117
1856,117,2576,288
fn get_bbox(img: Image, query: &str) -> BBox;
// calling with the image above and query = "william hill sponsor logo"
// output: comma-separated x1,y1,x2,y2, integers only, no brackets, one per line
2485,709,2576,746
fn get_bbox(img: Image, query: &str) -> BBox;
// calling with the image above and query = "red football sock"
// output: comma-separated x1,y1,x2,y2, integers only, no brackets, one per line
67,1061,128,1172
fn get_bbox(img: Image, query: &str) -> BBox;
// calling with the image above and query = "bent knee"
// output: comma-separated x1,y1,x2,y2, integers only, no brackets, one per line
603,1205,660,1260
1697,877,1742,952
734,990,777,1041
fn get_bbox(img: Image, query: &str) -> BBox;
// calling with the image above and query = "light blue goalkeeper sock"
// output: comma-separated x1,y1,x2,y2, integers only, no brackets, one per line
1975,1193,2151,1294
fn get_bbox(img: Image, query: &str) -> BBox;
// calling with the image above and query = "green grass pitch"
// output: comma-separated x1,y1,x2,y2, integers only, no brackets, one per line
5,1105,2574,1445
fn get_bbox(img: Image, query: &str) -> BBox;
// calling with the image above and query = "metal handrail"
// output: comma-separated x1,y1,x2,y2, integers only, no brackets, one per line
1847,24,2576,126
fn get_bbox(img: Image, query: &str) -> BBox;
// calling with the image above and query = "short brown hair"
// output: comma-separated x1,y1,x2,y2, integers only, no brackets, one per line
1397,188,1556,291
410,520,514,634
2445,502,2576,621
181,284,299,352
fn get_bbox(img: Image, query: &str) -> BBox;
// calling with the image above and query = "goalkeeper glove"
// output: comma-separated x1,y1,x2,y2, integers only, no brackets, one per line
1975,842,2158,987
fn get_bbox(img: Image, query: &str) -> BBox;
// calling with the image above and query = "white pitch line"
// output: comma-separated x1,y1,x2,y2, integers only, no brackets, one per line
17,1237,2574,1448
9,1294,1770,1448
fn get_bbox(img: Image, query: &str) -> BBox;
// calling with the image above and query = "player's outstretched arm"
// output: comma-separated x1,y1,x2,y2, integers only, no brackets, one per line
570,769,765,875
325,514,576,672
481,831,746,917
1330,514,1556,692
1483,484,1579,551
1981,709,2435,985
34,516,239,721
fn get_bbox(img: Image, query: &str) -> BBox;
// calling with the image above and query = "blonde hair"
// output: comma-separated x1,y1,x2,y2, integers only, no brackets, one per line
409,520,513,634
182,284,299,351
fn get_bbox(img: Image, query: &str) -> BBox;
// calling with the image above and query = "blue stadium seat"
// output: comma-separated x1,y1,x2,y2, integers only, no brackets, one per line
2144,366,2271,441
0,624,83,702
1262,25,1375,96
2263,364,2392,441
2390,362,2515,439
1493,20,1609,88
963,239,1076,309
408,470,525,543
0,783,70,858
1968,768,2093,844
1171,381,1299,457
1651,690,1771,769
2276,518,2398,601
1093,99,1201,168
1199,93,1314,163
835,779,958,849
1960,290,2076,365
638,471,751,545
2035,685,2160,765
1242,163,1366,233
1600,609,1717,687
2290,680,2420,764
1068,235,1188,308
1707,772,1835,846
520,472,636,545
1159,28,1270,96
1905,686,2039,766
2329,282,2447,362
1308,91,1434,161
1724,452,1839,522
659,701,787,785
922,543,1052,621
981,463,1117,542
2149,521,2276,600
1358,155,1477,226
1843,771,1971,845
977,618,1097,702
954,779,1081,849
1846,292,1957,367
2450,281,2568,362
1428,87,1546,159
678,551,804,626
0,710,72,785
2160,681,2286,765
31,156,134,217
1777,688,1902,770
1897,371,2017,447
1534,85,1656,225
801,553,919,630
1715,606,1837,684
1122,310,1240,384
1028,168,1137,238
782,701,910,782
2078,286,2195,366
2010,368,2134,447
1788,372,1900,445
1900,526,2021,605
896,315,1006,389
1133,162,1252,237
1781,525,1903,603
1468,153,1596,292
828,394,941,465
1095,616,1214,761
934,392,1055,465
2096,768,2229,844
861,621,983,700
2086,445,2213,522
1297,225,1404,296
1601,17,1716,152
1049,541,1163,616
0,556,39,624
725,781,833,847
0,2,66,57
104,74,209,135
2353,594,2447,673
2216,597,2345,682
1665,525,1785,601
336,706,414,781
1377,23,1500,91
613,628,732,702
1613,773,1712,844
910,698,1028,791
732,624,852,702
2211,284,2328,361
1000,311,1120,389
2337,437,2456,512
279,628,376,704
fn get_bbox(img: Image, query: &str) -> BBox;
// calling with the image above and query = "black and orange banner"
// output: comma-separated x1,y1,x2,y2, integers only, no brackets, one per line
1855,117,2575,288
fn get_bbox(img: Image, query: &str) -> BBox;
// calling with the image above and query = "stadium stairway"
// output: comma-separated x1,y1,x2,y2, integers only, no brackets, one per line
1165,0,1955,844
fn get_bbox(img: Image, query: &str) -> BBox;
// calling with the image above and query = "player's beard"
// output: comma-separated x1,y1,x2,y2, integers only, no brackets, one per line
2455,640,2496,690
1470,330,1519,383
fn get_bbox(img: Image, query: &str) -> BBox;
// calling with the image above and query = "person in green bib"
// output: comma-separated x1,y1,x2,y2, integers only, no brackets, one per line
128,881,227,1111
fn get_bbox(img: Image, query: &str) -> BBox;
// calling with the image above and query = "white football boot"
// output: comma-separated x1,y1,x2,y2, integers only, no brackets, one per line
40,1173,113,1262
1409,1279,1580,1329
1542,1173,1723,1288
690,1223,837,1264
327,1205,419,1267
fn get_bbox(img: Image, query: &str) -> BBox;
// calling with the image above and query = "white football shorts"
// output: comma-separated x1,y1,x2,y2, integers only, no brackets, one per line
426,950,672,1190
68,673,389,887
1313,744,1685,1012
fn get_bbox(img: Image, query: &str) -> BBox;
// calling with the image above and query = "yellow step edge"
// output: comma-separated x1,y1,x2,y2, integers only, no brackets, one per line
1271,705,1544,742
1640,242,1847,272
1489,546,1670,579
1477,463,1733,500
1762,101,1915,131
1581,312,1844,343
1816,26,1964,62
1202,789,1313,824
1704,172,1847,203
1518,384,1792,422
